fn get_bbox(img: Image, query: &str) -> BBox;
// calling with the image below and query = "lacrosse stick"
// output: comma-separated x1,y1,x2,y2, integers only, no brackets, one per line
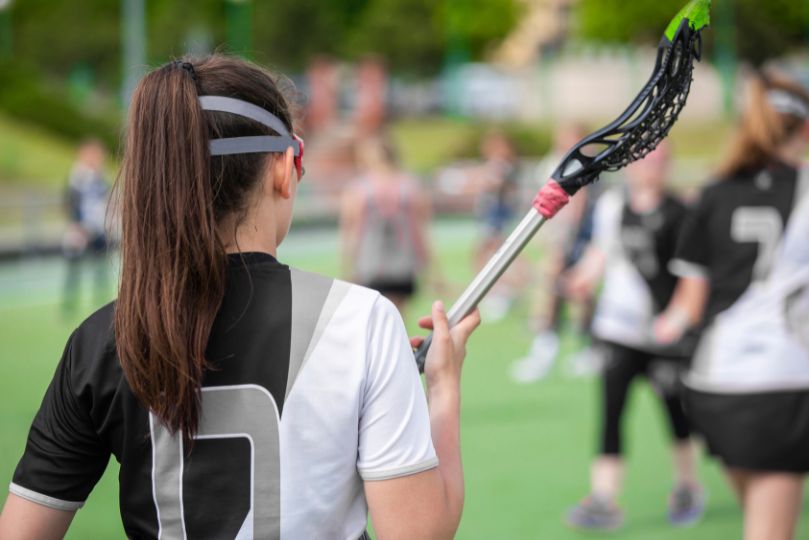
415,0,712,372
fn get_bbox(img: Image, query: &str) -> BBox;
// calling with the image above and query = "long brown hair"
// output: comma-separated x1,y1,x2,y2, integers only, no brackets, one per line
114,55,294,441
719,71,809,177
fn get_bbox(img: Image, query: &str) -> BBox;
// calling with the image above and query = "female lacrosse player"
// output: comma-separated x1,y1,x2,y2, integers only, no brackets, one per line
656,72,809,540
563,143,704,531
340,134,432,315
0,55,479,540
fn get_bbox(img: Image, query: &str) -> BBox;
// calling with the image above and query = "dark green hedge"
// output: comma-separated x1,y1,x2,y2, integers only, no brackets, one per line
454,122,553,160
0,60,121,151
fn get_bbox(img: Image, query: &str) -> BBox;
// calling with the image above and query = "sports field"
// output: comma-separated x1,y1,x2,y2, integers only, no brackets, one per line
1,220,807,539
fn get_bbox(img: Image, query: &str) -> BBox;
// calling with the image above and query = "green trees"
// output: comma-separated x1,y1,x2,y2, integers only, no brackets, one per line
7,0,520,88
578,0,809,66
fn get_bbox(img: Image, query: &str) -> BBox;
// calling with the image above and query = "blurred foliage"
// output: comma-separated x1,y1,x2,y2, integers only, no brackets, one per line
0,61,121,151
11,0,121,90
578,0,809,66
344,0,520,75
456,123,552,160
8,0,519,87
0,112,78,184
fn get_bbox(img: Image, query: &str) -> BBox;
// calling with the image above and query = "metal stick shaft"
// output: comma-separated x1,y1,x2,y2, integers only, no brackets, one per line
415,208,548,371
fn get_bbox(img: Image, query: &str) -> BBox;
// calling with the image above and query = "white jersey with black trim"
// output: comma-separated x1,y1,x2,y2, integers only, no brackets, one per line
589,188,687,351
9,253,436,539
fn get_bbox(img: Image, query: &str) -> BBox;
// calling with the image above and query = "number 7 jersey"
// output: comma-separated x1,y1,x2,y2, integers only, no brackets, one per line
672,162,809,392
10,253,437,539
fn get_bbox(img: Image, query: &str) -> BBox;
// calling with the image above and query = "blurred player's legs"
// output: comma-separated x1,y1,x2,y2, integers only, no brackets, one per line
510,178,598,383
566,343,704,531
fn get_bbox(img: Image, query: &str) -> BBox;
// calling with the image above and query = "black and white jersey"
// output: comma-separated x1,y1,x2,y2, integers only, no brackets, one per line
10,253,436,539
676,165,809,393
672,162,809,323
591,188,688,350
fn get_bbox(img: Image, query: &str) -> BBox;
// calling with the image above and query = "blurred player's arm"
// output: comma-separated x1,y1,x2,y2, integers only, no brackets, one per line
561,191,616,302
654,276,709,344
364,301,478,540
563,245,605,302
655,190,712,344
0,493,75,540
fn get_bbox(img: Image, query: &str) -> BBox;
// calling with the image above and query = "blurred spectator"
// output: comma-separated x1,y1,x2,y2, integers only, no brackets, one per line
354,57,387,136
62,139,110,316
340,133,433,315
510,123,600,382
305,56,340,134
474,130,523,320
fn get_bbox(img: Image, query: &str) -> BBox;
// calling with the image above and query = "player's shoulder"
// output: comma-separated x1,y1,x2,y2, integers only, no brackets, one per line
67,301,121,387
71,301,116,355
288,266,384,318
331,279,399,330
603,186,627,203
595,187,626,215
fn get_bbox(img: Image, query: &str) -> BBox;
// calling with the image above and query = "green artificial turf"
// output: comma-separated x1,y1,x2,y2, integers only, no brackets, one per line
0,221,806,539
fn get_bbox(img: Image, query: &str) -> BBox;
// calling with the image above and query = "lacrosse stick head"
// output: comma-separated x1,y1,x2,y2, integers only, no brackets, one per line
551,0,711,196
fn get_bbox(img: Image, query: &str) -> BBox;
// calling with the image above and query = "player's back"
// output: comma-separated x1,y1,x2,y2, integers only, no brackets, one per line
11,252,436,539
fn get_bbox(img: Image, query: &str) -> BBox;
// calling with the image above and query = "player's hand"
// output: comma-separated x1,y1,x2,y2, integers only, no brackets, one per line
562,269,594,302
653,311,687,345
410,301,480,388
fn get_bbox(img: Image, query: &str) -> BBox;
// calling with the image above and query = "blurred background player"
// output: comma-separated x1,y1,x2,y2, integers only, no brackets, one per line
340,133,433,315
61,138,111,317
511,123,600,382
474,130,523,320
563,143,705,531
656,72,809,540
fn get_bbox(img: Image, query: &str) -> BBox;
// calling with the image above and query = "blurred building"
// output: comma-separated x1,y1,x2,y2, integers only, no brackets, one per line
494,0,578,68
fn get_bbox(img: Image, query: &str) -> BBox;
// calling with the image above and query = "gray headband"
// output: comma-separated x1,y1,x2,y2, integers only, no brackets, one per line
198,95,300,156
767,89,809,120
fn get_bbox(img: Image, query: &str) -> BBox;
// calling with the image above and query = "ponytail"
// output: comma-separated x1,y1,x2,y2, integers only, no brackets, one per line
115,54,295,444
718,71,809,177
115,62,224,442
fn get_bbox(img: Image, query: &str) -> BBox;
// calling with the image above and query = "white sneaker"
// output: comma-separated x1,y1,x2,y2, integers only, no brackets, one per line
565,345,602,378
509,332,559,383
480,294,512,322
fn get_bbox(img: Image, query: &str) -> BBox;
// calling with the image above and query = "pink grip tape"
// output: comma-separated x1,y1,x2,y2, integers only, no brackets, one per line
532,180,570,219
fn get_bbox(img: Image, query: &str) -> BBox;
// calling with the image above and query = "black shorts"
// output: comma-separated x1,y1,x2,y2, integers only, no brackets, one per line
685,387,809,473
366,278,416,298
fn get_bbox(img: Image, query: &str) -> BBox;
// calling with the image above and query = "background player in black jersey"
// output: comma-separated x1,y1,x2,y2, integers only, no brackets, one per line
656,72,809,540
0,55,481,540
562,143,704,531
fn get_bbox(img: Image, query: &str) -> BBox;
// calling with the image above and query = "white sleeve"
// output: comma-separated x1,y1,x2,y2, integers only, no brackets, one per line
357,296,438,481
782,196,809,265
592,189,623,256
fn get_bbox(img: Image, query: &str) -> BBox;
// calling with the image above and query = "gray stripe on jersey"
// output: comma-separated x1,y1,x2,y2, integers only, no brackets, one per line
150,414,186,539
287,270,349,399
301,280,351,373
150,385,282,539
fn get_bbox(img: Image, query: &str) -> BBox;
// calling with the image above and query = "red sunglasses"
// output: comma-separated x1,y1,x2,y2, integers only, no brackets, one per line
293,134,305,180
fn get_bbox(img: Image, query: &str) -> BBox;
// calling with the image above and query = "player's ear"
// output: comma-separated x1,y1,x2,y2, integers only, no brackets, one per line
273,148,296,199
266,149,294,200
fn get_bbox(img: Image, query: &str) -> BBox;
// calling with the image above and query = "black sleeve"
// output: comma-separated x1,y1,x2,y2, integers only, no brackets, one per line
10,332,110,511
671,189,713,278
